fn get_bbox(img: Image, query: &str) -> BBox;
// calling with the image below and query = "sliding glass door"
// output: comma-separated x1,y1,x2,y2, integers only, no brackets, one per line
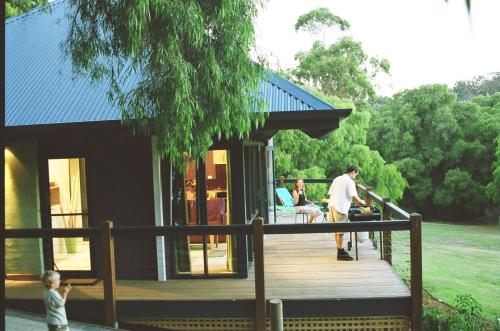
47,158,91,271
173,150,236,277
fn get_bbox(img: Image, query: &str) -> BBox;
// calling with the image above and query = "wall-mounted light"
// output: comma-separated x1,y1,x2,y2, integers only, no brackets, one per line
5,147,14,160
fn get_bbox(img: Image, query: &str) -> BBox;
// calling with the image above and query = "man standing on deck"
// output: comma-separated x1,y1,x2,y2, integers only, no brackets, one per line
328,165,366,261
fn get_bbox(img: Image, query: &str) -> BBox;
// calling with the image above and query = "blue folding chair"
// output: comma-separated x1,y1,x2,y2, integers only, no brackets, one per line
275,188,307,223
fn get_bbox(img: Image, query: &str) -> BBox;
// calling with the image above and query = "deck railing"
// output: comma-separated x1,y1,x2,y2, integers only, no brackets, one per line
5,217,421,330
273,178,411,263
273,177,421,331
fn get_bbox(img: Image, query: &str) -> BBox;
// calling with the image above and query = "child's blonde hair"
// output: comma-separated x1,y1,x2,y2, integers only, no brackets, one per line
42,270,60,289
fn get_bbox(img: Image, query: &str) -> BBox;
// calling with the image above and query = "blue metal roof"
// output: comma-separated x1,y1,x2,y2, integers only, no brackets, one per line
5,1,335,127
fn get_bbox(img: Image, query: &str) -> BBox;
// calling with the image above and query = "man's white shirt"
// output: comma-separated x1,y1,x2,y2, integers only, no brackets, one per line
328,174,358,214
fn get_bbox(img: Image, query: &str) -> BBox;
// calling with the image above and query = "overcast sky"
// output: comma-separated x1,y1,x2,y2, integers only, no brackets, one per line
254,0,500,96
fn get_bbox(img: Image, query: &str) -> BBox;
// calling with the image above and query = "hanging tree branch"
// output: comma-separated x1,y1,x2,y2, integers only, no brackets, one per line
64,0,267,170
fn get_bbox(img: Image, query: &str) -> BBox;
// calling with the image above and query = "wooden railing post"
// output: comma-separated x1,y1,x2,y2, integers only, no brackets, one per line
253,217,266,331
365,187,373,240
382,197,392,265
270,299,283,331
364,186,372,205
410,213,423,331
100,220,117,328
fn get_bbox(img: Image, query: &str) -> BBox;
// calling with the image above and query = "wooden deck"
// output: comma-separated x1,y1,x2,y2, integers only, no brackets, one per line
5,233,408,301
5,223,409,300
5,213,410,321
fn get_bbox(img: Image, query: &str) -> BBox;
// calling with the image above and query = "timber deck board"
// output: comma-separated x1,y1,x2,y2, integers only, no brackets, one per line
6,227,409,301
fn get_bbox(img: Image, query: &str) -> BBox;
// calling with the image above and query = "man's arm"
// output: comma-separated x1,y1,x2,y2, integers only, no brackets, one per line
353,195,366,206
348,180,366,205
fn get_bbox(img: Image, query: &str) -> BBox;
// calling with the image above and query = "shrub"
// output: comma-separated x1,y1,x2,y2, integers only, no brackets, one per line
423,294,500,331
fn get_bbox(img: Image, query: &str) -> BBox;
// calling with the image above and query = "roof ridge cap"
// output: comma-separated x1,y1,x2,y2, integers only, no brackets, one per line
5,0,66,25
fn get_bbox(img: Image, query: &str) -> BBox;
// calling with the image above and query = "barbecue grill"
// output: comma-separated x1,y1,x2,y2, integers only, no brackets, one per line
347,205,382,260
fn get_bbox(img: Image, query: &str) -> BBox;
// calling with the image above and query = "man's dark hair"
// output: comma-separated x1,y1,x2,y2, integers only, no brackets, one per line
345,165,359,174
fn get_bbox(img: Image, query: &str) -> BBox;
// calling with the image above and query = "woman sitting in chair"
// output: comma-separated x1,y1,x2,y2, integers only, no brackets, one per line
292,179,322,224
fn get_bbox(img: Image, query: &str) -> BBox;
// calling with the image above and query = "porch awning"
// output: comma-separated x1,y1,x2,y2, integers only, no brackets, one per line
253,109,352,140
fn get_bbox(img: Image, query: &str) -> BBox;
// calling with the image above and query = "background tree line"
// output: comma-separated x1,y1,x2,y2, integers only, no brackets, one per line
368,85,500,221
274,8,500,222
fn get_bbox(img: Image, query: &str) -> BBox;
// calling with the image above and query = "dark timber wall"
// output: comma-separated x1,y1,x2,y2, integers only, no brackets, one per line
88,135,157,280
37,131,157,280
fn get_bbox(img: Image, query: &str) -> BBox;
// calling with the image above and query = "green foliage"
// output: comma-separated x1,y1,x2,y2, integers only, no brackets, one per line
5,0,46,18
289,167,326,202
433,169,485,218
319,110,407,201
291,8,389,103
368,86,500,220
294,7,350,35
423,294,497,331
453,72,500,101
423,307,497,331
273,130,321,175
486,137,500,204
274,110,407,202
454,294,483,317
293,37,389,102
273,10,402,204
65,0,266,170
423,307,454,330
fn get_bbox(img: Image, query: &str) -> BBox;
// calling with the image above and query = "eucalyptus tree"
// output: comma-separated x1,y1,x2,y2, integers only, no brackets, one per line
294,7,350,41
65,0,266,169
293,38,389,103
274,8,404,203
291,8,389,103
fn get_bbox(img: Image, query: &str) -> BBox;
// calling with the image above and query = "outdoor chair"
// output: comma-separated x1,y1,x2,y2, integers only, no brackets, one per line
275,188,308,223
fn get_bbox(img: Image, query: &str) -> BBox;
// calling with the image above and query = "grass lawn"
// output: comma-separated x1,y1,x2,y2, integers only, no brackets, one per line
394,221,500,321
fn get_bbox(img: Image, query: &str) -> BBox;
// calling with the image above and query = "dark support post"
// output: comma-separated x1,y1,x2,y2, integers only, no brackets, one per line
410,213,423,331
382,197,392,264
259,146,269,225
269,299,283,331
100,220,117,328
253,217,266,331
230,141,249,277
196,159,209,276
271,147,276,224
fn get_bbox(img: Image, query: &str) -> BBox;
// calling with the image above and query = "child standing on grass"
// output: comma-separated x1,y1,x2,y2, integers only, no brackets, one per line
42,270,72,331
